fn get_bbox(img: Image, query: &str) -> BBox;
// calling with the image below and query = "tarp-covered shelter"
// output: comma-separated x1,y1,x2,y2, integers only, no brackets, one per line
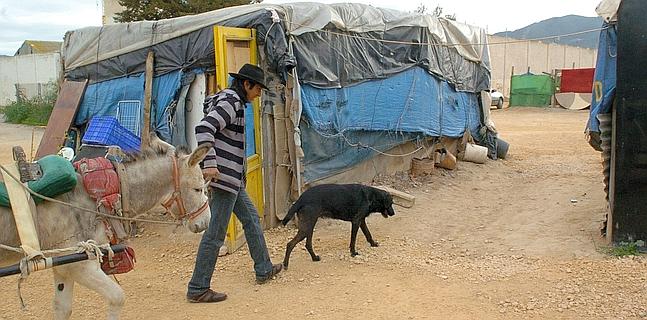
61,2,493,226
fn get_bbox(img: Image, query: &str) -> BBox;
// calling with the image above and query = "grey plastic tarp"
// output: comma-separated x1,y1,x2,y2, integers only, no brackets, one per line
62,2,490,92
64,5,294,84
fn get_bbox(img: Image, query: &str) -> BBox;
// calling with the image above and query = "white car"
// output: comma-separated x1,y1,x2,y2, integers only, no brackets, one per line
489,89,504,109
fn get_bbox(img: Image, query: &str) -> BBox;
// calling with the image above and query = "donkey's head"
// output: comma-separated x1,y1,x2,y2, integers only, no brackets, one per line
170,144,212,233
148,135,212,233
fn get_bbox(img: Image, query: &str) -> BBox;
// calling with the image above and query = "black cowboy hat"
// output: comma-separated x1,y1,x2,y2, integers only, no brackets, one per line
229,63,269,90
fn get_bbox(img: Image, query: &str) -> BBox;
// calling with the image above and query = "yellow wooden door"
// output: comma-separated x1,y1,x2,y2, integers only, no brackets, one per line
213,26,265,254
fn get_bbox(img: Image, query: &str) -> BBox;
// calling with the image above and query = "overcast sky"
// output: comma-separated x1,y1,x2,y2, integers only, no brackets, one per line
0,0,602,56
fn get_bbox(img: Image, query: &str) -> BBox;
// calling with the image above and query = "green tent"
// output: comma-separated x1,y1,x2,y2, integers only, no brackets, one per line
509,73,555,107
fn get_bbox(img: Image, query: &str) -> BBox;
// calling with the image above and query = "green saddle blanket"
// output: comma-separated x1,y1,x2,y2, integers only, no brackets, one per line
0,155,78,208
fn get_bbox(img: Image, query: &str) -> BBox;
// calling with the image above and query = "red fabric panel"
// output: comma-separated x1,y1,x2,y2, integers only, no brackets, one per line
73,158,120,203
560,68,595,93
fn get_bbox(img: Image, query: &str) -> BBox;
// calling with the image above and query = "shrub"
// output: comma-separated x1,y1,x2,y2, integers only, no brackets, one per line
0,82,57,126
1,101,31,123
610,242,640,257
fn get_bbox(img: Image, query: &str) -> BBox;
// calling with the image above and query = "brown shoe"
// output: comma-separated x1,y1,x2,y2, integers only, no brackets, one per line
256,263,283,284
187,289,227,303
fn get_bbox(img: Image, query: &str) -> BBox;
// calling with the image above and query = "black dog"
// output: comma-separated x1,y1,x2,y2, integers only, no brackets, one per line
281,184,396,269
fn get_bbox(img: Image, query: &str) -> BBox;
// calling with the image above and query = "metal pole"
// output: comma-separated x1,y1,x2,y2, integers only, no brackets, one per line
0,244,127,278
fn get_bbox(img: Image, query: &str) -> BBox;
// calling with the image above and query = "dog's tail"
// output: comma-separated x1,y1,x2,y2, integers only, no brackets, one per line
282,200,302,225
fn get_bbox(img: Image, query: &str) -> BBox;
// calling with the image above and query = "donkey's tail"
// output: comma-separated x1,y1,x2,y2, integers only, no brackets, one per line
281,200,302,225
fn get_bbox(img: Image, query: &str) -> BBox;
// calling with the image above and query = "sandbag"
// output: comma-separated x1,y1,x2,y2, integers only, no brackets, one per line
0,155,78,207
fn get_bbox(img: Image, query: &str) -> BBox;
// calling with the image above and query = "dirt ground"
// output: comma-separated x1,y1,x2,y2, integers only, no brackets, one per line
1,107,646,320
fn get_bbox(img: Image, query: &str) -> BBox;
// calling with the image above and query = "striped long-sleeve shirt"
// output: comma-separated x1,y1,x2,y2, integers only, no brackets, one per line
195,88,246,194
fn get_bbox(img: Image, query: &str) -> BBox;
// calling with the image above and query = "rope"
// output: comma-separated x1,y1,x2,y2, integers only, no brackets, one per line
283,16,609,47
0,163,181,226
0,243,23,253
314,128,425,157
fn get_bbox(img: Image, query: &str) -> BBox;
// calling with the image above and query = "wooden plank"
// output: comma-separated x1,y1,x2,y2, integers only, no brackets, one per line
141,51,154,147
1,163,40,251
374,185,416,208
35,79,88,159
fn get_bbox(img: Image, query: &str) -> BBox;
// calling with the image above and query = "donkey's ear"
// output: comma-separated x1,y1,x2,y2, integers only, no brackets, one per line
188,143,212,167
150,133,176,156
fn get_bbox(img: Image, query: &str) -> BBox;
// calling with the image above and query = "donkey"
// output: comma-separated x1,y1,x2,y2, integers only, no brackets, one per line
0,141,212,320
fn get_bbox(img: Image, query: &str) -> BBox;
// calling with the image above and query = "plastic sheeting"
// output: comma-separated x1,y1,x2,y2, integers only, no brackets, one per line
300,67,483,182
509,73,554,107
65,7,294,85
560,68,595,93
62,3,489,92
596,0,621,23
291,26,490,91
75,70,183,141
282,3,490,91
63,4,283,72
588,23,617,133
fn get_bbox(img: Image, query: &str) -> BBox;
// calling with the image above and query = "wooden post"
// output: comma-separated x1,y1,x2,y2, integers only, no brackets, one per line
552,69,558,107
374,186,416,208
509,66,515,107
142,51,154,147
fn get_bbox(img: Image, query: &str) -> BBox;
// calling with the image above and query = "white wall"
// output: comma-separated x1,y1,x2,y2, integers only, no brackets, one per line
488,35,598,97
102,0,125,25
0,53,62,105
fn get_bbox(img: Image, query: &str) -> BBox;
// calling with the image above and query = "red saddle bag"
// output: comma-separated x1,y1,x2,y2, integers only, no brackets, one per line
101,246,136,275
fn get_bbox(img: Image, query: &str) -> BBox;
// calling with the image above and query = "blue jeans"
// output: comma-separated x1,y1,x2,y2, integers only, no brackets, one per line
187,187,273,296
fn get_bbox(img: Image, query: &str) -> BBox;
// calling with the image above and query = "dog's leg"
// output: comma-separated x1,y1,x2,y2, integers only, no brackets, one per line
360,219,379,247
305,227,320,262
284,229,307,269
350,222,360,257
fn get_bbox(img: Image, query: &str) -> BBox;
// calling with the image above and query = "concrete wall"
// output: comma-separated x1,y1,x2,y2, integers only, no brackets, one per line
0,53,62,105
488,35,597,97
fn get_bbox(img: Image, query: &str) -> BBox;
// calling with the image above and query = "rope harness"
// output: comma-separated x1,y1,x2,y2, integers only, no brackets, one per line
161,156,209,221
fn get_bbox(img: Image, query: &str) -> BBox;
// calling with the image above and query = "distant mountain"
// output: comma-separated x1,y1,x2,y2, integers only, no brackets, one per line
493,15,604,49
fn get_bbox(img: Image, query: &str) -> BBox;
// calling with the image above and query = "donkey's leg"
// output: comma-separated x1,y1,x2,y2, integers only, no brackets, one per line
52,268,75,320
66,261,125,320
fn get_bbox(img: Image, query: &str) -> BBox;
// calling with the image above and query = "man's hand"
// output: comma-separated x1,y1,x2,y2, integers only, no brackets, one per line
202,167,220,181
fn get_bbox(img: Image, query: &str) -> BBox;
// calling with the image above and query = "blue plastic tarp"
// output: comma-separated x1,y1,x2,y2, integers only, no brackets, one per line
300,67,483,182
301,67,481,137
588,23,617,133
75,70,183,141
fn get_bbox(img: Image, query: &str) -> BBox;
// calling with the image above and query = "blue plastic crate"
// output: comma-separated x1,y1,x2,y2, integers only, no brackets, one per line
82,116,141,153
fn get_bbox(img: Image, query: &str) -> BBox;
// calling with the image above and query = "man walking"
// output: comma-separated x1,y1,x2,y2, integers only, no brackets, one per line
187,64,282,303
